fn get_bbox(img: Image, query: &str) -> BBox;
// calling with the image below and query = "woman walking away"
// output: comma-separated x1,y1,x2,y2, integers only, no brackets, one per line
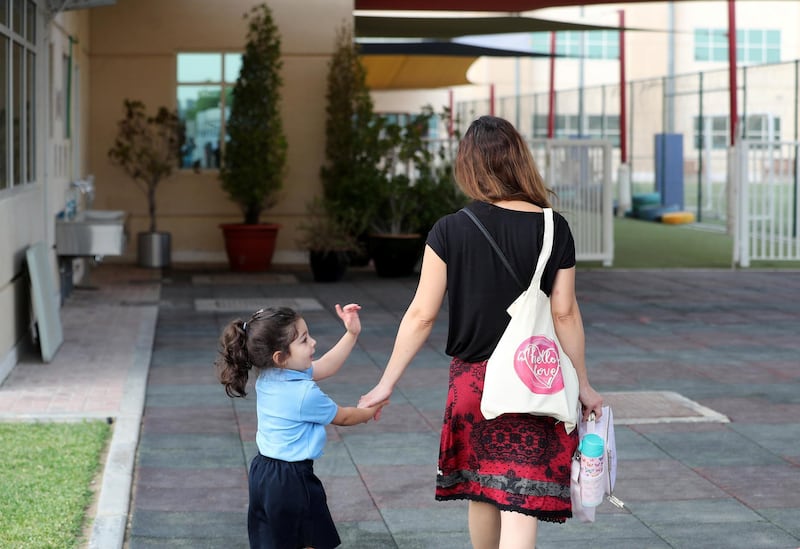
216,304,386,549
359,116,603,549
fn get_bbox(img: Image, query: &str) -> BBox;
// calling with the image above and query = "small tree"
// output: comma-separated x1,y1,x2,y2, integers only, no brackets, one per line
107,99,182,233
220,3,287,225
320,23,383,239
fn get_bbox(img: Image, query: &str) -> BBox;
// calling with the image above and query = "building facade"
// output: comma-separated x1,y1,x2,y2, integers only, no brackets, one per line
0,0,351,378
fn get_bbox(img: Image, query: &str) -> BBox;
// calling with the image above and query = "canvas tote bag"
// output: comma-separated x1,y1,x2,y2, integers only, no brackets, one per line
464,207,580,433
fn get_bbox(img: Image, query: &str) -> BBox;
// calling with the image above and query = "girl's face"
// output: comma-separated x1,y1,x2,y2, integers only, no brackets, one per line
282,318,316,372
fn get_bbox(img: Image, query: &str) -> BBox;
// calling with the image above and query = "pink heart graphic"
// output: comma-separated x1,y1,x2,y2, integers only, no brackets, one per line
513,336,564,395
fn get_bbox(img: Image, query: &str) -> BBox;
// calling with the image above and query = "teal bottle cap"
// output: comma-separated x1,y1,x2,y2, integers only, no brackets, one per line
579,433,604,458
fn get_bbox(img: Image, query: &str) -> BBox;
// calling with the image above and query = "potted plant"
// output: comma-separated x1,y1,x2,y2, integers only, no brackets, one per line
320,24,384,266
296,198,358,282
368,107,467,277
219,3,287,272
107,99,183,268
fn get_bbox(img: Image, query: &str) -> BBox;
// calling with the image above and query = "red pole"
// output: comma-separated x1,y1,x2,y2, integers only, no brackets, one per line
619,10,627,163
448,89,454,136
548,31,556,138
728,0,738,145
489,84,495,116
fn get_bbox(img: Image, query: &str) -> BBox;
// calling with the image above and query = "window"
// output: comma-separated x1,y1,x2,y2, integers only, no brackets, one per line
531,114,619,145
530,31,619,59
694,28,780,63
532,114,580,138
176,53,241,170
1,0,36,190
587,115,620,147
693,114,780,149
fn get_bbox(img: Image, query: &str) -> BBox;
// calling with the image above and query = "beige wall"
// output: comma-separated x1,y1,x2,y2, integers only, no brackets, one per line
0,5,91,378
88,0,353,264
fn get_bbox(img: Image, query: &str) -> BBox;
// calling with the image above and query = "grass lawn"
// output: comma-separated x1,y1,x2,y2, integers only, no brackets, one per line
579,217,800,269
0,421,111,549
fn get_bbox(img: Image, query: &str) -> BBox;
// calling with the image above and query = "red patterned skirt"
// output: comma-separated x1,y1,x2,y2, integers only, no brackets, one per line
435,357,578,523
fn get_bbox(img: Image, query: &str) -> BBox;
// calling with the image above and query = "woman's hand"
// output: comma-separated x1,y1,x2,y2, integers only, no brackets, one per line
336,303,361,336
579,383,604,422
358,382,393,420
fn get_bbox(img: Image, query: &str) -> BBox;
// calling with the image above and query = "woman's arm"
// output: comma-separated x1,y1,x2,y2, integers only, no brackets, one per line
550,266,603,420
313,304,361,381
358,245,447,409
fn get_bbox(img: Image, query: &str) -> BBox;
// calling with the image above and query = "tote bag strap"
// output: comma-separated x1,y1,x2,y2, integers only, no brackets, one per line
461,208,524,290
532,208,554,288
461,207,554,293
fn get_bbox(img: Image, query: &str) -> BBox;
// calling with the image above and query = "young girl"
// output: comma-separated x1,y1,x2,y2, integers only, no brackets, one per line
216,303,385,549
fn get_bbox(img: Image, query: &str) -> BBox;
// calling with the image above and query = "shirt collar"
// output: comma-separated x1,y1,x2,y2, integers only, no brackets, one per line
264,366,313,381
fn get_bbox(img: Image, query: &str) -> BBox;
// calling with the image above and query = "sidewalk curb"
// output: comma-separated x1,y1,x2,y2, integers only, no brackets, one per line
88,305,158,549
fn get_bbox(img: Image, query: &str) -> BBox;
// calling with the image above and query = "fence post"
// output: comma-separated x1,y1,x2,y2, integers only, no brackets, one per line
734,140,750,267
604,141,615,266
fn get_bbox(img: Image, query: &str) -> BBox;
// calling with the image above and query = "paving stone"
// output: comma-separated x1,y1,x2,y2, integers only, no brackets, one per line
630,499,764,526
130,510,246,538
695,464,800,509
133,484,248,513
640,430,786,467
136,446,245,469
652,521,800,549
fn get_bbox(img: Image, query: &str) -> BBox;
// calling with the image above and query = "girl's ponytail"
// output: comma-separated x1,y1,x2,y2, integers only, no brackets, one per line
215,307,300,398
215,319,252,397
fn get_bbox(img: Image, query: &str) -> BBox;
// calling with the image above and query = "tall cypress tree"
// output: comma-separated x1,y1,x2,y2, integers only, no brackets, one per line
221,3,287,225
320,24,382,238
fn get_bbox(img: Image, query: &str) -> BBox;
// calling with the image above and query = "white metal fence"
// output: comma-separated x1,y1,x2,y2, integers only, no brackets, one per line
529,139,615,266
417,137,615,266
735,139,800,267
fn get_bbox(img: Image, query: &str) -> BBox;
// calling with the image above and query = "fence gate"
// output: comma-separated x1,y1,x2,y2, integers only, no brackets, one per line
735,139,800,267
529,139,615,267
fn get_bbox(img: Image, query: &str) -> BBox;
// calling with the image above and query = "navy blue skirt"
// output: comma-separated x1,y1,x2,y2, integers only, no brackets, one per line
248,454,340,549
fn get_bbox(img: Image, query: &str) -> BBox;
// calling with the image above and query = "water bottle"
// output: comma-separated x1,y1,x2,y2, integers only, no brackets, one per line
579,433,605,507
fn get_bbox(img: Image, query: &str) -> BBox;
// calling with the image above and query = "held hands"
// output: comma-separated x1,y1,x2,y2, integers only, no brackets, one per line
336,303,362,336
358,383,393,421
365,399,390,423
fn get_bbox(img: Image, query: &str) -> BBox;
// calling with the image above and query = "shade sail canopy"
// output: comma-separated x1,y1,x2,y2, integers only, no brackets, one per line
355,15,628,39
355,6,653,90
359,41,557,58
361,41,557,89
356,0,700,10
362,54,476,89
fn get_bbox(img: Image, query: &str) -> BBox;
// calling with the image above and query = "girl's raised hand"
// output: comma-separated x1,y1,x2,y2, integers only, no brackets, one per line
335,303,362,336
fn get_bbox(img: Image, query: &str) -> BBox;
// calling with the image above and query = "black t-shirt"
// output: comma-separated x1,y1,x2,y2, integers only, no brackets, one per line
426,200,576,362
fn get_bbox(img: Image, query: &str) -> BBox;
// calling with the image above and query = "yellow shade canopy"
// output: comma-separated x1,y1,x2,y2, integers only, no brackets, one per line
359,41,557,90
361,54,474,90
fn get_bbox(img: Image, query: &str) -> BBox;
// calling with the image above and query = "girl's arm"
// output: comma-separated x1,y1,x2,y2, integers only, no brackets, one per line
358,246,447,409
550,266,603,421
331,401,388,426
313,304,361,381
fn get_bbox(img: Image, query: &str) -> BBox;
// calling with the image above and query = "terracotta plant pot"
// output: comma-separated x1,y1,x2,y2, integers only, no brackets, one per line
219,223,281,272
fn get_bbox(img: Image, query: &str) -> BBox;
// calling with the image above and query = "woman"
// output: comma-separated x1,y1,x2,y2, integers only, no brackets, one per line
358,115,603,549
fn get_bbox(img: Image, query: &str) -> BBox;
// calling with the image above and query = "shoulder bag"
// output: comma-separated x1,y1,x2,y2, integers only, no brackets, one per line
570,405,625,522
462,207,580,433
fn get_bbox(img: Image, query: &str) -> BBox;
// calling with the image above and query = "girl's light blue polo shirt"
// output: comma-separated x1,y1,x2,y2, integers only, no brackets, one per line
254,366,338,462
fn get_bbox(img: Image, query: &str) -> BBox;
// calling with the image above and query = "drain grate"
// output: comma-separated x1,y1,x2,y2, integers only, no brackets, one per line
195,297,323,313
605,391,729,425
192,273,298,285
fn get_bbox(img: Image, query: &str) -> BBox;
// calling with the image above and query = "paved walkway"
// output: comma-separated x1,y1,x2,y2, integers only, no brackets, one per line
2,263,799,548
